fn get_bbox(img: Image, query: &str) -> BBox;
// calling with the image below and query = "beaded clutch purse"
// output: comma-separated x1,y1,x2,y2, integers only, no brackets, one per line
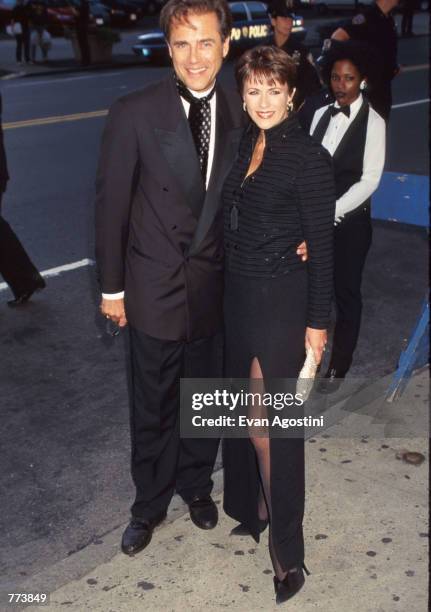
296,346,319,402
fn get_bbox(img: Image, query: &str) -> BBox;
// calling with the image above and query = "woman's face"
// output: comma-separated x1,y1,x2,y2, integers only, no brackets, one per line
243,76,294,130
330,60,363,107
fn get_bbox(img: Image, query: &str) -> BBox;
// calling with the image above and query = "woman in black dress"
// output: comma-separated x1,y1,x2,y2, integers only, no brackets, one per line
222,46,335,604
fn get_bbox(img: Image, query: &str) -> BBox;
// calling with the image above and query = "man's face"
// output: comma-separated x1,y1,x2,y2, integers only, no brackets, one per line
167,11,230,92
271,15,293,39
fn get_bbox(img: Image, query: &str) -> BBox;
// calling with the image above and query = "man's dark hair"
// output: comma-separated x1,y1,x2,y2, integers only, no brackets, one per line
160,0,232,41
235,45,297,93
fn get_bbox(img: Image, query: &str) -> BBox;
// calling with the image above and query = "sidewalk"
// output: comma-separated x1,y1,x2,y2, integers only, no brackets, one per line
0,12,429,80
17,369,428,612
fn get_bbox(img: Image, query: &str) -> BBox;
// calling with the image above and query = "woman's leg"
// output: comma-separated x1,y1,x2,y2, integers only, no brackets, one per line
249,356,294,581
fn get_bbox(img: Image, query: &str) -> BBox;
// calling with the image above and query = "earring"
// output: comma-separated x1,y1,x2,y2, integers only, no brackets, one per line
287,100,293,113
243,101,247,111
360,80,367,91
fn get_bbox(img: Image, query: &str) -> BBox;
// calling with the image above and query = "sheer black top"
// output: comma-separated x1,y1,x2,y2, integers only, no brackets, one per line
223,115,335,329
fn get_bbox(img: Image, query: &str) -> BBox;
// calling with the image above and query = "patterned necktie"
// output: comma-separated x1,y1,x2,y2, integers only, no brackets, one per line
176,78,216,184
330,105,351,118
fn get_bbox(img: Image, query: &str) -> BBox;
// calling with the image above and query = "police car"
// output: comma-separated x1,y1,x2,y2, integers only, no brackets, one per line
132,1,306,61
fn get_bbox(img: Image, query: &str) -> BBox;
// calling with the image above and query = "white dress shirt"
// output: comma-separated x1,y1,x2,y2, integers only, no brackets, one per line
310,94,386,222
103,84,217,301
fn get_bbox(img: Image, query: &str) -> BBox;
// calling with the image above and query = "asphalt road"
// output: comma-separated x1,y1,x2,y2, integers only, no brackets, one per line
0,34,428,595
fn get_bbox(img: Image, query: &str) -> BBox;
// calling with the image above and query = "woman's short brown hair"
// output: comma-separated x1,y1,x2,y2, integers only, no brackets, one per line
160,0,232,41
235,45,297,93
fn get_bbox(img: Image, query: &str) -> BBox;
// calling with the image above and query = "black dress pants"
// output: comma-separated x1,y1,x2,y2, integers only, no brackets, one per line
0,212,41,297
128,326,222,520
330,208,372,373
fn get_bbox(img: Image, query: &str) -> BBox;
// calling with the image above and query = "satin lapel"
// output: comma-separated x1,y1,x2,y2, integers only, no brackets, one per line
333,100,369,162
189,88,243,255
153,76,204,219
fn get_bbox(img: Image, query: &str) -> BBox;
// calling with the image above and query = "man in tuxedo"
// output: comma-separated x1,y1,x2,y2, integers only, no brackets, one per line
0,93,46,305
95,0,245,555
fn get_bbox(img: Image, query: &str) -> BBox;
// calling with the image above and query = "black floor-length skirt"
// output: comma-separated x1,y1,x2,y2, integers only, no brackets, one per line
222,268,308,570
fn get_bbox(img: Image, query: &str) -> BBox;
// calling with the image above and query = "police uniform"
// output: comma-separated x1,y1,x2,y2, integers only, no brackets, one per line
275,37,322,109
268,0,321,110
343,2,398,119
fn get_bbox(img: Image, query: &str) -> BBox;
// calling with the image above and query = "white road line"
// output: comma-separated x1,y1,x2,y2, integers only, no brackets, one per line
401,63,429,72
0,258,95,292
392,98,430,109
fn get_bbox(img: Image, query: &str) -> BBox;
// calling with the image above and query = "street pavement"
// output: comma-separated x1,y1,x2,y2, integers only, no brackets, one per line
0,9,429,612
8,369,430,612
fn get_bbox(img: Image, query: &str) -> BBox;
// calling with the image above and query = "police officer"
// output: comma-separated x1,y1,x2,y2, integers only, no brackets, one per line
331,0,399,120
268,0,321,110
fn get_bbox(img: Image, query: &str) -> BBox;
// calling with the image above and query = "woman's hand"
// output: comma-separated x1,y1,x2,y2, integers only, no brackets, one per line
305,327,327,365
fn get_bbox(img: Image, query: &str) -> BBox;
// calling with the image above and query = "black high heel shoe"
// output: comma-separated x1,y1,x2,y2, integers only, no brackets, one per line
273,563,310,605
7,275,46,307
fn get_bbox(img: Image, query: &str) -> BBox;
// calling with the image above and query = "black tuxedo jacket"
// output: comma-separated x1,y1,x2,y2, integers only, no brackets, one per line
95,74,245,341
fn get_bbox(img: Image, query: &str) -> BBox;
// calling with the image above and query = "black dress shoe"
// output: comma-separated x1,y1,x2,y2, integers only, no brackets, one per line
188,496,218,530
230,519,268,536
274,563,310,605
316,367,346,394
7,275,46,307
121,512,167,556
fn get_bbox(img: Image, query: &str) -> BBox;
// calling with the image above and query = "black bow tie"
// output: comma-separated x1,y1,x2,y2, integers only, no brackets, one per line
330,105,350,118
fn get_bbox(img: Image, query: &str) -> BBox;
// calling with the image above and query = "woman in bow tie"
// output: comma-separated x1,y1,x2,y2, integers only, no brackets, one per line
310,42,386,392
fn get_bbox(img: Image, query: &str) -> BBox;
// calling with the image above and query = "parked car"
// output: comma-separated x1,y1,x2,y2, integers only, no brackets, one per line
66,0,111,26
42,0,77,36
98,0,141,26
126,0,165,16
132,1,306,61
45,1,110,36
